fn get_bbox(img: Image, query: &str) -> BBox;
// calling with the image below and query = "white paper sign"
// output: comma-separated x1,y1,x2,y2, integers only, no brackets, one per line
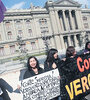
21,69,60,100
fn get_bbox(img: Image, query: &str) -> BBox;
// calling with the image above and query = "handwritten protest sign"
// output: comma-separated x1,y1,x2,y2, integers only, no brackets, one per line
60,53,90,100
21,69,60,100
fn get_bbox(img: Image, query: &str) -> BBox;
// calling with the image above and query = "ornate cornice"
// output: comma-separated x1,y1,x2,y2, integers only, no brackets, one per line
45,0,81,8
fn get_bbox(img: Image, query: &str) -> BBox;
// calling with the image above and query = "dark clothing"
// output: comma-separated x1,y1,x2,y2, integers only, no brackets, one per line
59,56,89,100
23,67,44,79
44,58,61,72
0,78,11,100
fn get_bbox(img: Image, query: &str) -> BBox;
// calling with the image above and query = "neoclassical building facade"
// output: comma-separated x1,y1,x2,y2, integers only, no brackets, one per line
0,0,90,59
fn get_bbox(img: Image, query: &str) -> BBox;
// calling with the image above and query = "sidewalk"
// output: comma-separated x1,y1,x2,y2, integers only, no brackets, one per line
0,68,23,100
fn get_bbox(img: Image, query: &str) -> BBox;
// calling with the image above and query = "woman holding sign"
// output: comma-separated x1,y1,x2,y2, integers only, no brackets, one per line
23,56,44,79
44,48,61,100
44,48,60,72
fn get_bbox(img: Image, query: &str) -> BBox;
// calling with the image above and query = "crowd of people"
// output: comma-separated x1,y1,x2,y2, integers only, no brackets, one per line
0,41,90,100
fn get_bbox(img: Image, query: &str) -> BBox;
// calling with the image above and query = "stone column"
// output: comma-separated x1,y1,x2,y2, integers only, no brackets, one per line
60,35,65,49
62,10,68,31
68,36,72,46
1,22,6,41
22,19,27,38
54,35,62,50
59,15,64,31
55,10,61,32
75,10,80,29
69,10,74,30
74,35,78,47
12,20,17,39
78,10,84,29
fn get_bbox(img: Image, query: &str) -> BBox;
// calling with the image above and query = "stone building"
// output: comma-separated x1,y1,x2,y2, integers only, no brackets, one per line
0,0,90,59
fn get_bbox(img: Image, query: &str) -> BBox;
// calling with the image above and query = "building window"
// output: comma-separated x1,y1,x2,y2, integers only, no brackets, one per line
40,27,49,33
26,20,31,27
31,42,36,50
15,20,22,29
7,31,12,39
5,21,11,30
39,19,49,34
18,30,23,37
64,36,69,48
28,29,32,36
83,16,87,21
21,44,25,50
39,18,47,25
0,47,4,56
10,45,15,54
84,23,89,29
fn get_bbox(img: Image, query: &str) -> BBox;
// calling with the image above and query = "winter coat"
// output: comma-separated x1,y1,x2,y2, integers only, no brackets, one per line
23,67,44,79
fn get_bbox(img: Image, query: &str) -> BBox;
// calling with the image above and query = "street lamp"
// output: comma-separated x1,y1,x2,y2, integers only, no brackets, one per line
41,31,49,54
16,35,28,62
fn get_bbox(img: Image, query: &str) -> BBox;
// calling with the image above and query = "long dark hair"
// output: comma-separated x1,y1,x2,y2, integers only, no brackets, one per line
45,48,58,62
66,46,75,58
27,56,40,71
85,41,90,51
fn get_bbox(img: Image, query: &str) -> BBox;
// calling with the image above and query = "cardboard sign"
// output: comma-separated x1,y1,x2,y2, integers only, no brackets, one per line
21,69,60,100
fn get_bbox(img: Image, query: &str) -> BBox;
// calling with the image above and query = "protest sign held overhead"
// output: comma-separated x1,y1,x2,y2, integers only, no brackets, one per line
20,69,60,100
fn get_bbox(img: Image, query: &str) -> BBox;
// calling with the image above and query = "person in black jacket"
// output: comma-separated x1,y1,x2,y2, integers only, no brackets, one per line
0,78,12,100
44,48,61,100
23,56,44,79
44,48,60,72
60,46,87,100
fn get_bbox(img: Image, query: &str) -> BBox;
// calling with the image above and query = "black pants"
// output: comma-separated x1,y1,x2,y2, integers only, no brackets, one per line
0,87,11,100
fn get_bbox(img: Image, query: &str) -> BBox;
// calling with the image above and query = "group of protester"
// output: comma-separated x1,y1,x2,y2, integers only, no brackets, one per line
0,41,90,100
23,41,90,100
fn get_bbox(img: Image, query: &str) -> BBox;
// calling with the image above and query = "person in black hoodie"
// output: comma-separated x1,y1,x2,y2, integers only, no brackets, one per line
44,48,61,100
23,56,44,79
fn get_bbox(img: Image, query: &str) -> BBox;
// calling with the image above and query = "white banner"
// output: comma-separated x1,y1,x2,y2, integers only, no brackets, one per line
20,68,60,100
